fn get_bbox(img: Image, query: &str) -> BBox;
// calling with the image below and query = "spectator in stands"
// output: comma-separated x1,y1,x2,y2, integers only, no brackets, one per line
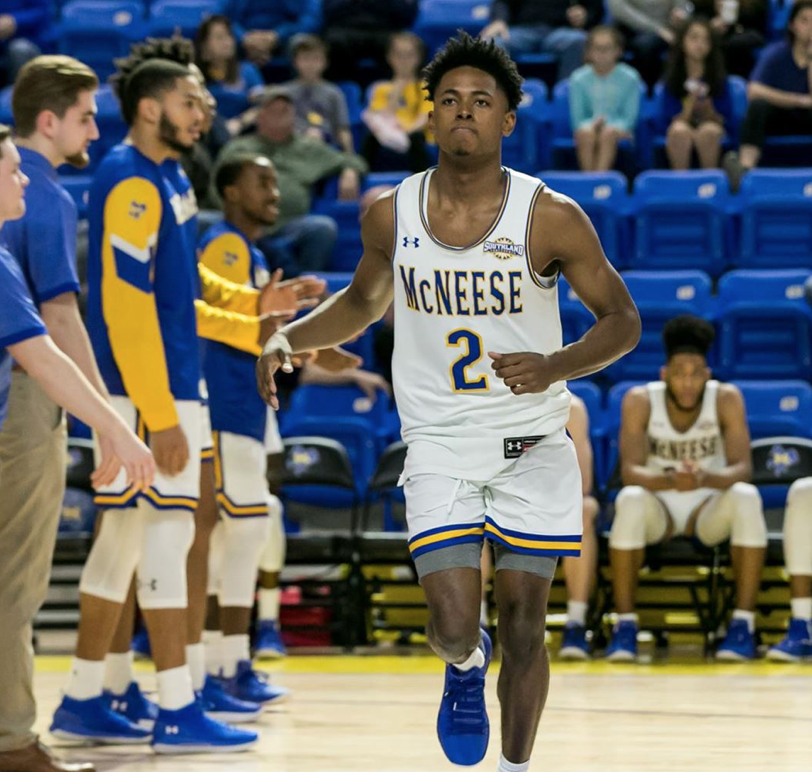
0,0,49,86
570,25,642,171
693,0,768,78
195,15,264,123
608,0,692,87
660,18,733,170
606,315,767,663
219,0,320,66
481,0,603,80
285,34,355,153
723,0,812,189
217,86,368,273
321,0,420,84
362,32,431,173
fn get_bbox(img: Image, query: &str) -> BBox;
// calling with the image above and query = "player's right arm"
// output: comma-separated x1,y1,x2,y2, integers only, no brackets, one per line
100,177,187,475
257,190,396,408
619,387,674,491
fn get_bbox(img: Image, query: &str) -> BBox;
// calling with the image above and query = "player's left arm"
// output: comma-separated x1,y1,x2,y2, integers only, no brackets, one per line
490,190,640,393
698,383,753,489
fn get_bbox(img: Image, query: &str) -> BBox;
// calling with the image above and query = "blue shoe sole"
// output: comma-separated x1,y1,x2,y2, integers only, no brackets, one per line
204,708,262,724
50,727,152,745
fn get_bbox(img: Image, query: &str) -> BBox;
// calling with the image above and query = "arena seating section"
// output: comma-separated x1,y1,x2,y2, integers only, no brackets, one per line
21,0,812,650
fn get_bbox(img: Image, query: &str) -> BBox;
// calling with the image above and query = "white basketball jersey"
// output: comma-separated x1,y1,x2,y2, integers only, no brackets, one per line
645,380,726,474
391,167,571,481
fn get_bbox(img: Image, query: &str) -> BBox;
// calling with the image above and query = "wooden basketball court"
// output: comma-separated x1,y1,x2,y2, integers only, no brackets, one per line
33,654,812,771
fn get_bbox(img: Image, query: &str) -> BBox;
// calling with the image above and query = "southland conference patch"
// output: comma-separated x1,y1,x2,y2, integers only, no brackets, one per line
484,237,524,260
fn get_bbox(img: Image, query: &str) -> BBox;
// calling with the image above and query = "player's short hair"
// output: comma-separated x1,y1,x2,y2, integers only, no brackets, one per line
0,123,11,154
215,153,267,197
663,315,715,360
12,55,98,138
115,57,192,126
423,30,523,112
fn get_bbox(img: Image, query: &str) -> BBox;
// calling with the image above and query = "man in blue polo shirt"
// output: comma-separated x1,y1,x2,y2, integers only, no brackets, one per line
724,0,812,187
0,121,155,772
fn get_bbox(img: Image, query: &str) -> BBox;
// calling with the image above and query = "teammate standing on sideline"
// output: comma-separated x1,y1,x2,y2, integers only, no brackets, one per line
258,32,640,772
0,124,155,772
607,315,767,662
51,57,258,753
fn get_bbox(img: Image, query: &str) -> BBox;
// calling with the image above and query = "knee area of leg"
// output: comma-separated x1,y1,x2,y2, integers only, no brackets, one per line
730,484,767,546
788,477,812,507
582,496,600,527
432,616,481,657
730,482,763,511
668,121,692,138
224,515,272,550
499,610,546,660
143,510,195,558
614,486,648,519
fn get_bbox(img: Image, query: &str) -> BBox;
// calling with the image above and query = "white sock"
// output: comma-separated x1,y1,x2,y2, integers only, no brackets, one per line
65,658,105,701
202,629,223,676
186,643,206,692
732,609,756,633
453,642,485,673
791,597,812,621
221,634,251,678
618,612,638,625
498,753,530,772
102,652,134,696
156,666,195,711
567,600,588,627
480,599,489,626
258,588,280,622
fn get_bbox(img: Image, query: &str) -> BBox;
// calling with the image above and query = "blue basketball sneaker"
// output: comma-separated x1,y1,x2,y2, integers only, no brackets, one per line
606,620,638,662
131,627,151,660
151,701,258,754
222,661,290,706
255,620,287,659
200,675,262,723
716,619,756,661
50,695,152,744
768,619,812,662
559,623,590,661
103,681,159,730
437,629,492,767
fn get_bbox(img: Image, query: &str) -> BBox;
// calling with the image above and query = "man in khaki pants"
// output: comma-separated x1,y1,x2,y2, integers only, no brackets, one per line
0,57,111,771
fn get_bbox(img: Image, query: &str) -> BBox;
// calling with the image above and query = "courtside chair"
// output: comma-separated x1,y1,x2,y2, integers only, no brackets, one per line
567,379,607,492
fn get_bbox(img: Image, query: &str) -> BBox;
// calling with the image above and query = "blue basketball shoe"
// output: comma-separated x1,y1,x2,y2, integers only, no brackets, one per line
606,620,638,662
559,623,590,661
222,661,290,706
50,695,152,744
716,619,756,661
131,627,151,660
437,629,492,767
255,620,287,659
103,681,159,730
151,701,258,754
768,619,812,662
200,675,262,723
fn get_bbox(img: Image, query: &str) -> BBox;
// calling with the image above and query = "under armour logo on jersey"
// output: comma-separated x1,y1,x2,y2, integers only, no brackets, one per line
402,236,420,248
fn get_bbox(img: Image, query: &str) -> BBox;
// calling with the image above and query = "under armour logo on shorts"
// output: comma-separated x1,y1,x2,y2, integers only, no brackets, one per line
403,236,420,248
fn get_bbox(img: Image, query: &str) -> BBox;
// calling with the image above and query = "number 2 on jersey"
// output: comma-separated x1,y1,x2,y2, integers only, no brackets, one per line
447,329,489,392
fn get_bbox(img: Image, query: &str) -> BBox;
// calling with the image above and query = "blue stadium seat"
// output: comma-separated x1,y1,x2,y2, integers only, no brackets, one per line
210,90,250,120
548,79,643,171
631,170,730,275
59,175,93,219
556,276,593,346
537,171,628,266
0,86,12,125
732,380,812,439
313,271,354,295
718,270,812,379
281,416,378,503
412,0,491,55
362,171,410,191
312,200,362,271
149,0,218,38
286,385,391,450
609,270,714,381
87,85,127,171
502,78,547,173
604,380,646,491
338,81,363,126
738,169,812,269
59,1,147,80
568,379,606,490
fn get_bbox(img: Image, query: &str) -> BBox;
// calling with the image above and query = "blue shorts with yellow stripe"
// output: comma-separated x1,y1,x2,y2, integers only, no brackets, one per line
403,429,583,580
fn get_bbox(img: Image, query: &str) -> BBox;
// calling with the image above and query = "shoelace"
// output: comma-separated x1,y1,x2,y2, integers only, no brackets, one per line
445,671,487,735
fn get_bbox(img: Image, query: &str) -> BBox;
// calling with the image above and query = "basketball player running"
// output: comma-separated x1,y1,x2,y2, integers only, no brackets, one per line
258,32,641,771
607,315,767,662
